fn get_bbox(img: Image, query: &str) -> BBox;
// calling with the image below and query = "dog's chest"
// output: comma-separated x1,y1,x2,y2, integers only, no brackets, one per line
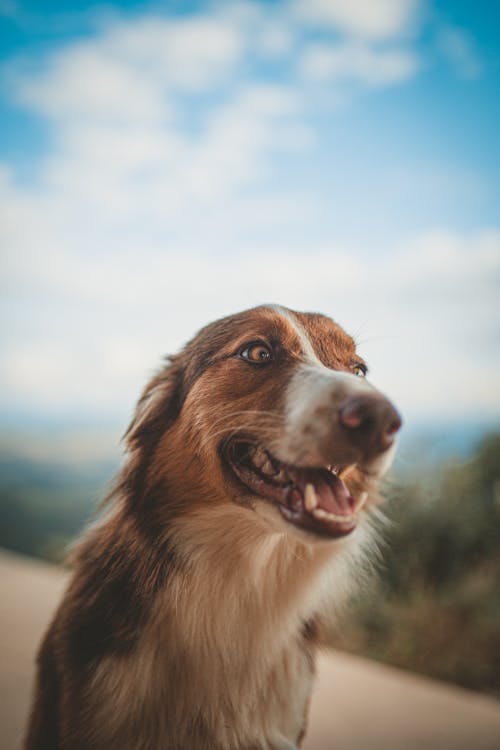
90,626,316,750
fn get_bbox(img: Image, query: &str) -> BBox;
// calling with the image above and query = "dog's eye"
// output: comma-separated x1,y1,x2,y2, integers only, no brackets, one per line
353,364,367,377
240,343,273,364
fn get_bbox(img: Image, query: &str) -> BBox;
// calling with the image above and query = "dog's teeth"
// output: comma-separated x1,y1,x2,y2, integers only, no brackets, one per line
252,447,267,469
312,506,354,523
261,459,275,476
304,483,318,512
312,506,328,520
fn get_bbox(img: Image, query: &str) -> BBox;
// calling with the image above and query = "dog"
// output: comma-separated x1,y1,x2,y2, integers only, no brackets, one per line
25,304,401,750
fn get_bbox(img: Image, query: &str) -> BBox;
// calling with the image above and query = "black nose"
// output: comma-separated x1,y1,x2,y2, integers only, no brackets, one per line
338,395,402,458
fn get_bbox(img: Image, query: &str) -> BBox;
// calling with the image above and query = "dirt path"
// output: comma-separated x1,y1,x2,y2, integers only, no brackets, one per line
1,549,499,750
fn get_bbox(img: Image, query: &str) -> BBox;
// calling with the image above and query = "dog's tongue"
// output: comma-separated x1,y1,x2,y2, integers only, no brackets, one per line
295,468,354,516
314,471,354,515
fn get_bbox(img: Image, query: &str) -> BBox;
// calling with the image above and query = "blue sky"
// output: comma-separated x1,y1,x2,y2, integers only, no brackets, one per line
0,0,499,431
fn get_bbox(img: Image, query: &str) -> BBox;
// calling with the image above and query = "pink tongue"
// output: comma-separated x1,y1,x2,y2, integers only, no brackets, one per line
299,470,353,515
314,474,353,515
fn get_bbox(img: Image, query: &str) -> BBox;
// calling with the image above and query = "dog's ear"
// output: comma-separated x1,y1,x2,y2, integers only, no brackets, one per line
125,355,185,453
103,355,186,510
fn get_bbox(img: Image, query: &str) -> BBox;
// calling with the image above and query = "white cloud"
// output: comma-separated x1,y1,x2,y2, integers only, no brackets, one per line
104,15,244,91
300,42,419,85
14,14,244,126
2,176,499,423
294,0,420,40
16,47,168,125
256,22,294,58
3,0,424,250
6,6,309,228
0,0,497,430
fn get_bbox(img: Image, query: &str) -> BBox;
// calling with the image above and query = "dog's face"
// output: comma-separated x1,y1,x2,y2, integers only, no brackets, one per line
129,305,401,542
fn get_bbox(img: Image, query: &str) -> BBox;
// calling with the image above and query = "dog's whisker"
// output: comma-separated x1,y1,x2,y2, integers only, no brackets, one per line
200,423,283,448
205,411,282,433
202,423,281,443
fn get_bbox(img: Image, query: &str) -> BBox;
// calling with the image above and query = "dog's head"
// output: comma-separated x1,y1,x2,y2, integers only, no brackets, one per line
125,305,401,542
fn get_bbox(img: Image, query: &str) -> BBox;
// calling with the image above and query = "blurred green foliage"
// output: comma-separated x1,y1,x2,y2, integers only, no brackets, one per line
333,433,500,697
0,457,113,563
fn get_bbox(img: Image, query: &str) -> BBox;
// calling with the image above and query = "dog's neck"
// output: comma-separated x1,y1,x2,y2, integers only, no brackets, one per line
87,437,370,749
142,494,366,748
166,501,341,634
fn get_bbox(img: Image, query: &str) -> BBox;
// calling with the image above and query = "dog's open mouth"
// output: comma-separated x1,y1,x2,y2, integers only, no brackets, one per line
225,439,366,538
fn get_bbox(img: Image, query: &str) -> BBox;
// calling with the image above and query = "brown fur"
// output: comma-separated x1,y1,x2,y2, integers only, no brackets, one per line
25,305,395,750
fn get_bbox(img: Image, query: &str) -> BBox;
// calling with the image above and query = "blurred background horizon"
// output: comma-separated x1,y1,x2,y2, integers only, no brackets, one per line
1,0,499,702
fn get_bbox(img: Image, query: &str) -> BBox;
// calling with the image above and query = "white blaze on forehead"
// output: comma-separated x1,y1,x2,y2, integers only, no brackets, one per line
286,365,375,433
267,304,323,365
275,363,376,467
265,306,397,476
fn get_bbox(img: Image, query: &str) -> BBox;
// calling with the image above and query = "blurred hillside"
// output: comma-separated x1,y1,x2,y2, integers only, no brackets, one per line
0,422,499,698
0,425,118,561
0,456,114,562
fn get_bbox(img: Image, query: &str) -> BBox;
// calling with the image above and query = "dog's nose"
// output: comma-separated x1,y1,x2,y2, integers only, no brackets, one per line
338,394,402,457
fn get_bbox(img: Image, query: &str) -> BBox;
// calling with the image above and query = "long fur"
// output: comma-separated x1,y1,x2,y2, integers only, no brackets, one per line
25,305,396,750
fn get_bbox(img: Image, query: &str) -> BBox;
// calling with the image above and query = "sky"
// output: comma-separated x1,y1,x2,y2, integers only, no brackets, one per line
0,0,499,433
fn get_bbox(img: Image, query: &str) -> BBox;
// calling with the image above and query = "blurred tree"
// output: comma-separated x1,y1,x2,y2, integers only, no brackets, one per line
332,434,500,697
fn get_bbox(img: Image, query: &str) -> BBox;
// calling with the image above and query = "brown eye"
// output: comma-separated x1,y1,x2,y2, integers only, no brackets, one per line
353,364,367,378
240,343,273,364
